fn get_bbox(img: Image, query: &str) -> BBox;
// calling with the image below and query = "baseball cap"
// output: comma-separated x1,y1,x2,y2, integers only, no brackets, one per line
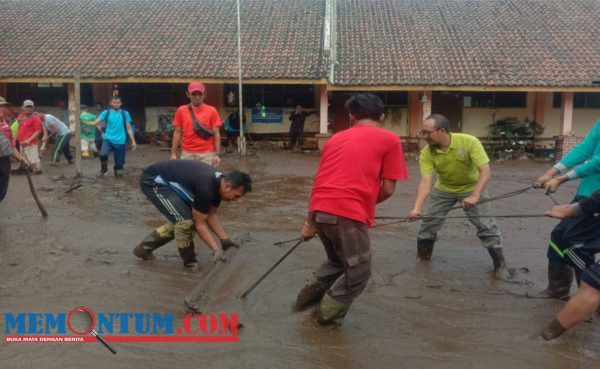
23,99,34,107
187,82,206,94
0,96,9,105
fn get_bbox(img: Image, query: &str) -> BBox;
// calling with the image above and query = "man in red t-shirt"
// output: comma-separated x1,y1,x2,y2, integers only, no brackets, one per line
171,82,222,167
296,93,408,325
16,100,43,174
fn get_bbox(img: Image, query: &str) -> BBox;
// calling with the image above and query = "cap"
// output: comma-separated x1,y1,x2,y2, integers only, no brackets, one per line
23,99,34,107
187,82,206,94
0,96,8,105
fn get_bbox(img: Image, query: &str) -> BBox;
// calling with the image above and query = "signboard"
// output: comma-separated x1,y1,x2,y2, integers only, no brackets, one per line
251,107,283,124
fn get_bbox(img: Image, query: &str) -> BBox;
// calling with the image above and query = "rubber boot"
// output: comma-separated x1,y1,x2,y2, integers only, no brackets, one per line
527,262,573,300
96,161,108,179
316,292,353,326
133,223,174,260
417,239,435,260
178,242,198,270
293,275,331,311
487,247,513,279
541,318,567,340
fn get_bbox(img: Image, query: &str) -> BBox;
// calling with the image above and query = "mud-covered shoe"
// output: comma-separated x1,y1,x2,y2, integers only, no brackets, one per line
541,318,567,340
96,162,108,179
133,244,157,261
527,262,573,300
133,227,174,261
316,293,352,326
184,262,200,272
114,169,124,177
178,243,198,268
294,275,329,311
487,247,515,280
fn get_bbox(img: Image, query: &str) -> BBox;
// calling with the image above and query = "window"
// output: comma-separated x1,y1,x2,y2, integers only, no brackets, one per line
552,92,600,108
340,91,408,107
464,92,526,108
224,84,315,108
373,92,408,107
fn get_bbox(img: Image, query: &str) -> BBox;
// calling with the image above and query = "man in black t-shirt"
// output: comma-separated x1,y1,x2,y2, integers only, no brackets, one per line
289,104,318,152
135,160,252,269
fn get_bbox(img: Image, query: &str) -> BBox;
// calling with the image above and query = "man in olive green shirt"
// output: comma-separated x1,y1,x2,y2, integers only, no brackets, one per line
407,114,510,279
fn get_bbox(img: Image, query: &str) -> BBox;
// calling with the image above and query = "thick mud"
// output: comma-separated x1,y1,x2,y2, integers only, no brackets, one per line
1,145,598,368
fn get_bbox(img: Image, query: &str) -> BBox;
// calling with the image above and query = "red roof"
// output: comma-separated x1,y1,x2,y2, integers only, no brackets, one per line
334,0,600,87
0,0,325,81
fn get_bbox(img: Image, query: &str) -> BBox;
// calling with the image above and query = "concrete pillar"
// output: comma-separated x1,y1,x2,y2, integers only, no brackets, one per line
67,83,76,129
316,84,331,151
408,91,420,136
560,92,573,136
421,90,432,122
319,85,328,134
533,92,546,124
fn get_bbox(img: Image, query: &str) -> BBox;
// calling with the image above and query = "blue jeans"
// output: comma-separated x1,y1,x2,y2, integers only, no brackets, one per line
99,140,126,170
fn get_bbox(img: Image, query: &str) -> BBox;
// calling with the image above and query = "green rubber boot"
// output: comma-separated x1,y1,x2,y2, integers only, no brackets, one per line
316,293,353,326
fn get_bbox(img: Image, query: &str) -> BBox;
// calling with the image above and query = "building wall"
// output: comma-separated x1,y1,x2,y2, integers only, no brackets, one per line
543,107,600,138
379,108,409,136
460,92,535,137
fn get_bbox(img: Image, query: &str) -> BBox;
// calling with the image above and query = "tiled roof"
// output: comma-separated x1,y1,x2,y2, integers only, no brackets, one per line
335,0,600,87
2,0,599,88
0,0,325,80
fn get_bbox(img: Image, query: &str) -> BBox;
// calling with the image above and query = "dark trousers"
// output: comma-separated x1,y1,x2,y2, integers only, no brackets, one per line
140,173,193,222
95,135,103,154
0,156,11,202
290,129,304,146
99,140,126,170
52,133,73,163
547,195,600,272
313,211,372,303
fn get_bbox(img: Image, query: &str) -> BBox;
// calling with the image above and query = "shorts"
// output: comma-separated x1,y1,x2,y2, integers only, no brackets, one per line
21,145,40,164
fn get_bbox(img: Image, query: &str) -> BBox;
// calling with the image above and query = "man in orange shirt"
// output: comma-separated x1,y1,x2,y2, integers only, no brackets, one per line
171,83,222,166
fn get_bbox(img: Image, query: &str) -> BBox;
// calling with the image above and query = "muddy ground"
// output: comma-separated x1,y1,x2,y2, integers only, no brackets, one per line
0,144,598,369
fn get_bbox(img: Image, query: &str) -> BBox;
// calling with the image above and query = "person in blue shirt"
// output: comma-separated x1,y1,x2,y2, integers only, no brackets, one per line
85,96,137,178
529,117,600,300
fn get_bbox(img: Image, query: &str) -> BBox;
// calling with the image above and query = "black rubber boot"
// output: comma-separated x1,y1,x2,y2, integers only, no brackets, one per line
96,161,108,179
417,239,435,260
178,242,198,269
133,230,174,260
527,262,573,300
